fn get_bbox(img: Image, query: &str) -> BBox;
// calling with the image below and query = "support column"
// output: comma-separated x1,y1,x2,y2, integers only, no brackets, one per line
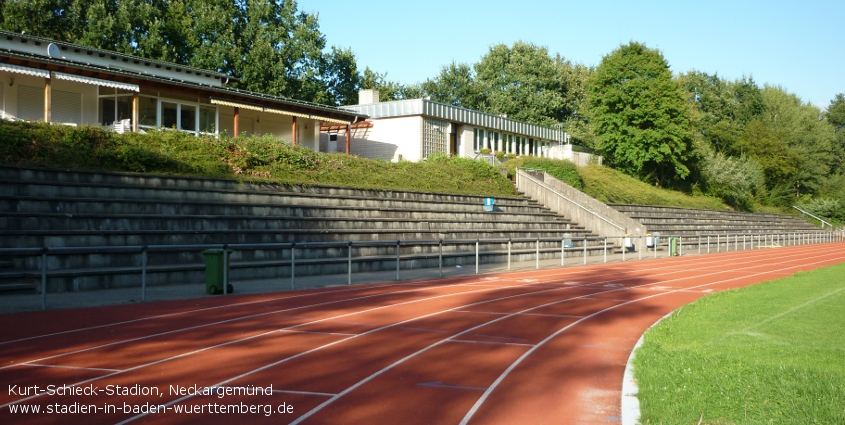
345,124,351,154
233,107,240,137
132,92,139,132
43,77,51,123
291,116,298,147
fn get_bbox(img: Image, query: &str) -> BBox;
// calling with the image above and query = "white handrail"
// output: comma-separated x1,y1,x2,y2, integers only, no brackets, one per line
792,206,833,229
518,169,625,231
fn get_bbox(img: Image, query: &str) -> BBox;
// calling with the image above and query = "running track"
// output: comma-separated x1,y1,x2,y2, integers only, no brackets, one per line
2,242,843,424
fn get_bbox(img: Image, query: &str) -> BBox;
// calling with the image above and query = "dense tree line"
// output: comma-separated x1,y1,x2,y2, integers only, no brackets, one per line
2,1,842,217
0,0,409,105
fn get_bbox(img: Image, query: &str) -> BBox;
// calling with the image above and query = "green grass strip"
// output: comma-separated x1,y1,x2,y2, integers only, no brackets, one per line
634,262,845,424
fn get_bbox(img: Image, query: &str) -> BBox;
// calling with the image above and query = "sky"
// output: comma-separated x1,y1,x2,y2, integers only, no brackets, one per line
297,0,844,109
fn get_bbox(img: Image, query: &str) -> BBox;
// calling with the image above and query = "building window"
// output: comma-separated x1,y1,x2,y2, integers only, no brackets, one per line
138,96,216,135
98,87,133,126
422,117,448,159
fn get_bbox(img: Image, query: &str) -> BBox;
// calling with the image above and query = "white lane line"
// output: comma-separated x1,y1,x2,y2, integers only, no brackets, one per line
0,282,419,346
4,247,820,416
272,389,337,397
2,280,515,371
458,252,843,424
290,249,837,425
449,340,535,348
118,259,725,424
738,284,845,333
20,363,122,373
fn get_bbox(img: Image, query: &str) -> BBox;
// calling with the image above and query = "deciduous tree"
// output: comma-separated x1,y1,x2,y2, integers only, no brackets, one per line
587,42,696,187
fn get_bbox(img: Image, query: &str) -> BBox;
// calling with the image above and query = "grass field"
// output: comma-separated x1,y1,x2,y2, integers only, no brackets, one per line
634,262,845,424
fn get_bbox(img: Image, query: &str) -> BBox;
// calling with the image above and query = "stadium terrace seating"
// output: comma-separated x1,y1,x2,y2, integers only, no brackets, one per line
0,166,609,291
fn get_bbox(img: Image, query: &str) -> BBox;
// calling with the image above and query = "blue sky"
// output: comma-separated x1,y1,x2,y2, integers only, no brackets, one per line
298,0,844,109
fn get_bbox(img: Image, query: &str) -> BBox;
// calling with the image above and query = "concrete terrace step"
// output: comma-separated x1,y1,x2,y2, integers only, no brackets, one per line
1,197,567,223
0,166,539,211
608,204,820,235
0,166,611,291
4,182,547,215
0,228,597,249
2,213,575,233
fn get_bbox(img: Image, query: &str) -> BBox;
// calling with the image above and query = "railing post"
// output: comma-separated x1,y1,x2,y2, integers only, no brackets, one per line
438,240,443,278
348,242,353,285
291,243,296,290
638,236,642,260
396,240,401,281
603,237,607,264
535,238,540,269
223,244,229,295
560,238,565,267
621,236,626,262
141,247,148,302
41,247,48,310
475,240,479,275
698,235,701,254
508,239,512,271
707,235,711,254
583,237,587,265
717,234,720,253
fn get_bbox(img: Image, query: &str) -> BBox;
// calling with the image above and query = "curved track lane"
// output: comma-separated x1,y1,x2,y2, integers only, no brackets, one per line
1,242,842,424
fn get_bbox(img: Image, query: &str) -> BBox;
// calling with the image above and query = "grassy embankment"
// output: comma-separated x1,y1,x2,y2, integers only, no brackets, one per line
634,262,845,424
0,121,517,197
504,157,728,210
1,120,733,210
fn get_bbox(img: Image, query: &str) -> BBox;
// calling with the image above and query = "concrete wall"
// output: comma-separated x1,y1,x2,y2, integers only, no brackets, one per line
516,169,647,242
349,116,421,161
548,144,602,166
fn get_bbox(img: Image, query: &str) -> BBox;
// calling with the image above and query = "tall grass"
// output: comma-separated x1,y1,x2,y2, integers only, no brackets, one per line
634,263,845,424
578,164,727,210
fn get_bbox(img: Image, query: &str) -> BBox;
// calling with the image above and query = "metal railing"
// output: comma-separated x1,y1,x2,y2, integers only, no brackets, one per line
518,169,625,231
1,229,842,310
793,206,834,229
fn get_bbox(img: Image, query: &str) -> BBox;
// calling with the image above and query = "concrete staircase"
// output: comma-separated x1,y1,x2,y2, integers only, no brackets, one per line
0,166,610,292
608,204,820,236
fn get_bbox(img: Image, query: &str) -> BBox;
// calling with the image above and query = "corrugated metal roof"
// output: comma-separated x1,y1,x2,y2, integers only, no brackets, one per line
343,99,566,141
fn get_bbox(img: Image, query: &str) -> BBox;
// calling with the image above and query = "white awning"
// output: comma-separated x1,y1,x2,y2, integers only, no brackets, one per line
263,107,351,124
52,72,139,92
0,63,50,78
211,98,352,124
210,98,264,112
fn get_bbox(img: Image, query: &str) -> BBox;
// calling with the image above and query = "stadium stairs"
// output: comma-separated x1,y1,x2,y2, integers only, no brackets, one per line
608,204,821,237
0,166,610,292
514,169,824,255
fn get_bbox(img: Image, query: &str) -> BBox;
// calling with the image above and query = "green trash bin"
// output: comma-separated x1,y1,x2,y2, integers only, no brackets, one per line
669,238,679,257
202,249,234,295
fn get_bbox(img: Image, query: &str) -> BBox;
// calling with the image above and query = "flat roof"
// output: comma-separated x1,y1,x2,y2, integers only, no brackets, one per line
342,99,567,141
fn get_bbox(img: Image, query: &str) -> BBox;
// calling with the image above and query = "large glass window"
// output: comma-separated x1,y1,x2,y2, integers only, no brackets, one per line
199,106,215,133
180,105,196,132
137,98,215,135
139,96,158,128
162,102,178,129
98,88,132,126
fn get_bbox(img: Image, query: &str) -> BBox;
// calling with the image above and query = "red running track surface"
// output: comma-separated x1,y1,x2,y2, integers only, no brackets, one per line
1,242,843,424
